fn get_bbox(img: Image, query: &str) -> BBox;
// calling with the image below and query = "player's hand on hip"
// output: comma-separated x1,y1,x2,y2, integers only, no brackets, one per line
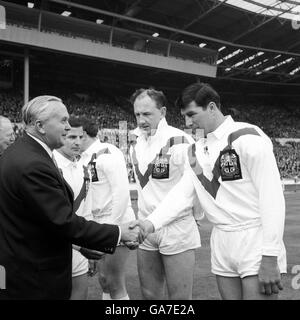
88,260,98,277
258,255,283,295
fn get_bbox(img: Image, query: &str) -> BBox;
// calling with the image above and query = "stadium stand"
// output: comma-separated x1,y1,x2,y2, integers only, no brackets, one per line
2,91,300,137
1,90,300,181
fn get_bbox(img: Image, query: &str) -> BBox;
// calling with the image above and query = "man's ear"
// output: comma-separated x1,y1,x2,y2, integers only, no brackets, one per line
35,120,45,134
208,102,217,112
161,106,167,118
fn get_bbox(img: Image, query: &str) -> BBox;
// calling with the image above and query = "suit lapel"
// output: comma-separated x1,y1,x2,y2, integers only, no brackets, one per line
64,180,74,203
23,132,74,202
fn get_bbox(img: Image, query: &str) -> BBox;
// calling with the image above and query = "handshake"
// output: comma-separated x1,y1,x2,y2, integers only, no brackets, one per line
77,219,155,261
120,219,155,250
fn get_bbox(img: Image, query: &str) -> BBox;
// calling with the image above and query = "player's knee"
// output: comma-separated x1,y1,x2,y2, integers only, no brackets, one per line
107,275,125,291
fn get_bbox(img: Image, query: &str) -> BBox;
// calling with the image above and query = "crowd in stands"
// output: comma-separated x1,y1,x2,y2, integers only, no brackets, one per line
66,95,137,131
0,91,23,123
273,139,300,179
1,90,299,180
223,104,300,139
2,91,299,138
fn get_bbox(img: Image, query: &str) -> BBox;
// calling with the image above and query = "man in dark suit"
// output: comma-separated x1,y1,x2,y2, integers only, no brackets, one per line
0,96,141,300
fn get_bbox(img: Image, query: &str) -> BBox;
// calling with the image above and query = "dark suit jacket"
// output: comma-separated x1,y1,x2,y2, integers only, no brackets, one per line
0,133,119,300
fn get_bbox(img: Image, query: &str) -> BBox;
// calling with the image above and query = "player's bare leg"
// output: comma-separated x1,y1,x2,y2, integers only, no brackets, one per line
242,275,278,300
70,273,88,300
162,249,195,300
137,249,166,300
99,246,130,299
216,276,242,300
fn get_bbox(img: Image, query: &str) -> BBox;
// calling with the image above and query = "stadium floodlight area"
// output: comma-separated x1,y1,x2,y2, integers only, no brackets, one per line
61,11,71,17
290,66,300,75
222,0,300,21
250,54,281,71
1,0,298,85
230,51,264,69
217,49,243,65
249,58,269,69
262,57,294,72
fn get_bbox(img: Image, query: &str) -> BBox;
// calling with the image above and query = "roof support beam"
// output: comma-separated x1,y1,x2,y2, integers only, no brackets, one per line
218,64,290,78
217,75,300,86
170,0,228,39
45,0,300,58
231,1,297,42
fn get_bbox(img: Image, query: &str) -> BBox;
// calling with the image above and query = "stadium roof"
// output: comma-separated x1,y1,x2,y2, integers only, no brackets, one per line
222,0,300,21
1,0,300,87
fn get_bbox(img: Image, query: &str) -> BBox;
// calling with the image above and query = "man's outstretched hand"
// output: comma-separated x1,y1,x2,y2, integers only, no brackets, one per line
129,219,154,240
119,220,155,250
120,221,143,250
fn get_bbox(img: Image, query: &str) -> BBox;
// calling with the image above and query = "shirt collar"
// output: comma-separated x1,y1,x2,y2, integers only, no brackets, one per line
81,139,101,159
208,116,234,140
53,150,76,168
133,117,168,140
26,132,53,159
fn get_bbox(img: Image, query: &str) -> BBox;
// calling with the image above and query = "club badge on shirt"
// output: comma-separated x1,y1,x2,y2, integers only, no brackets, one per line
83,165,91,197
152,154,171,179
219,149,242,181
88,153,99,182
90,162,99,182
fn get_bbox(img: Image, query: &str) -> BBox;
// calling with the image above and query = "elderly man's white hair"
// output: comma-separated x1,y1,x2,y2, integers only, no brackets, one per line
0,115,11,129
22,95,62,127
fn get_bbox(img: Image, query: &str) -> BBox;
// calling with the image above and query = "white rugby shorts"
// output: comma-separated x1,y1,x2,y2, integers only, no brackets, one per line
210,225,287,278
140,214,201,255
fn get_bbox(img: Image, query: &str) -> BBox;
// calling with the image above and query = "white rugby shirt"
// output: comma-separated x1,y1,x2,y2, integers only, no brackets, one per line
81,140,134,224
147,116,285,256
53,150,93,221
130,117,203,221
